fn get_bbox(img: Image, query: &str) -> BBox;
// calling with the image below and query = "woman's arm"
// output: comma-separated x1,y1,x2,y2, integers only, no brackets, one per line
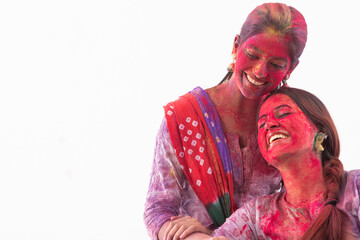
144,119,211,240
144,119,183,239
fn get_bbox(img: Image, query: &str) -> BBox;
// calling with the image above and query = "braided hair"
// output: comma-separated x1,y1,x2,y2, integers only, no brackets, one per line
263,87,346,240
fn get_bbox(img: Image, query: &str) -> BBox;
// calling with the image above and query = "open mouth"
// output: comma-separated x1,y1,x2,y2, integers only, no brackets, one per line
245,73,266,86
268,134,288,145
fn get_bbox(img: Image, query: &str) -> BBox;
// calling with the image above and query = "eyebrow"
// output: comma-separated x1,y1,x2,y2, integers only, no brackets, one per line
274,104,292,110
258,104,292,120
247,45,289,62
248,46,262,53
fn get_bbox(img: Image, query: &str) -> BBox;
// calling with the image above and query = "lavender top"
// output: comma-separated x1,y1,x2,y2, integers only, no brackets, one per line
212,170,360,239
144,116,282,239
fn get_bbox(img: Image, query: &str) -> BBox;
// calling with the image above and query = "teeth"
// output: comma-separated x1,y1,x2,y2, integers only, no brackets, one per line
269,134,287,144
247,74,266,86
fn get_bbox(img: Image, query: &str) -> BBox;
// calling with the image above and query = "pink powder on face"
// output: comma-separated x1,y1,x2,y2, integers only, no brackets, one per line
257,94,317,167
233,33,292,99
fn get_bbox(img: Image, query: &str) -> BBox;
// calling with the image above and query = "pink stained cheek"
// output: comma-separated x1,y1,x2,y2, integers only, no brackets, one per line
234,50,252,73
234,50,287,88
257,117,315,163
257,129,269,160
288,115,316,149
269,70,286,82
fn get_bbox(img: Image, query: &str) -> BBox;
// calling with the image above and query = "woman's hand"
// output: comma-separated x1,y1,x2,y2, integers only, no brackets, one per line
208,237,228,240
163,215,212,240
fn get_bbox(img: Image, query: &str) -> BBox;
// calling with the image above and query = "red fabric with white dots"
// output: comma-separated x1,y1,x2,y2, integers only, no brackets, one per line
164,92,229,208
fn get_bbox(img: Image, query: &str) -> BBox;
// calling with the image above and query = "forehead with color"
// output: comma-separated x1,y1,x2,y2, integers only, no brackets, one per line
259,94,298,115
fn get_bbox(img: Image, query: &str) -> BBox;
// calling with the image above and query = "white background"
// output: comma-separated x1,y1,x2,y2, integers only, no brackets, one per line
0,0,359,239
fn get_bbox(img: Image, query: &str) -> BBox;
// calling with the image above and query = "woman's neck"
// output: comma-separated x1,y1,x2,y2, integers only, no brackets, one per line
206,77,263,145
279,153,326,207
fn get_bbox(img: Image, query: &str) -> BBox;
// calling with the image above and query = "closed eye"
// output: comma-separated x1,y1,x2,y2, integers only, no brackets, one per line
257,120,266,129
278,112,292,118
246,51,258,60
271,63,286,69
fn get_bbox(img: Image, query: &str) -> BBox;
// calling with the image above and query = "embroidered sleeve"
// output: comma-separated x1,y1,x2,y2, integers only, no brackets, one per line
143,118,186,239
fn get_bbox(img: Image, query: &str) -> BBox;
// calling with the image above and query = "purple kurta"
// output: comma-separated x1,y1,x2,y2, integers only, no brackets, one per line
211,170,360,239
144,115,282,239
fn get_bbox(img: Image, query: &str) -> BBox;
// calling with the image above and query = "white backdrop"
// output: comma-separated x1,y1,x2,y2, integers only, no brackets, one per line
0,0,359,239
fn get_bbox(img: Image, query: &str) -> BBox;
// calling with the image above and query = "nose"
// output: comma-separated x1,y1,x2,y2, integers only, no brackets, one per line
264,119,280,131
253,61,268,78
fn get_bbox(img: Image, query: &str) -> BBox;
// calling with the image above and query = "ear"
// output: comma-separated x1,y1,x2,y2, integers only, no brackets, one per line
285,60,299,80
232,34,241,57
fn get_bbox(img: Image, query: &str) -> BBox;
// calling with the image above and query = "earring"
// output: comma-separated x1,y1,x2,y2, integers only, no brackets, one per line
282,79,288,87
314,132,327,152
227,53,236,72
283,74,289,84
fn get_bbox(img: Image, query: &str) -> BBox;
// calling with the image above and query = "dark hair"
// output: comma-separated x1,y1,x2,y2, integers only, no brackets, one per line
220,3,307,83
261,87,346,240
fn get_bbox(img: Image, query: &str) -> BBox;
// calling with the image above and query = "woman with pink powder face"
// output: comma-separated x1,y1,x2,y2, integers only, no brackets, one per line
200,87,360,240
144,3,308,240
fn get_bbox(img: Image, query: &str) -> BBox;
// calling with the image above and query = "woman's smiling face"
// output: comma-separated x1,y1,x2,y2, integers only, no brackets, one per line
257,94,318,166
233,33,292,99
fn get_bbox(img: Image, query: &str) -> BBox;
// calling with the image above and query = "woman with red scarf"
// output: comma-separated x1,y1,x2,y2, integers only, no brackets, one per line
144,3,308,239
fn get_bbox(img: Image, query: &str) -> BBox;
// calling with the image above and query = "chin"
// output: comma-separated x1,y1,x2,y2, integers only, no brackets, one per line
240,89,262,99
266,148,291,162
239,82,265,99
238,75,271,99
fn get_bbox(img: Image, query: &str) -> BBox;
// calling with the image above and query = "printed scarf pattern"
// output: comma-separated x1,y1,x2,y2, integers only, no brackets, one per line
164,87,235,227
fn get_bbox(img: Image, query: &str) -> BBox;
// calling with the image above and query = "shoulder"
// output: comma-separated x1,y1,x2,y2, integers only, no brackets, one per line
244,192,281,216
212,193,280,239
231,193,281,227
342,170,360,194
346,169,360,181
163,87,202,124
337,170,360,215
155,118,170,143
